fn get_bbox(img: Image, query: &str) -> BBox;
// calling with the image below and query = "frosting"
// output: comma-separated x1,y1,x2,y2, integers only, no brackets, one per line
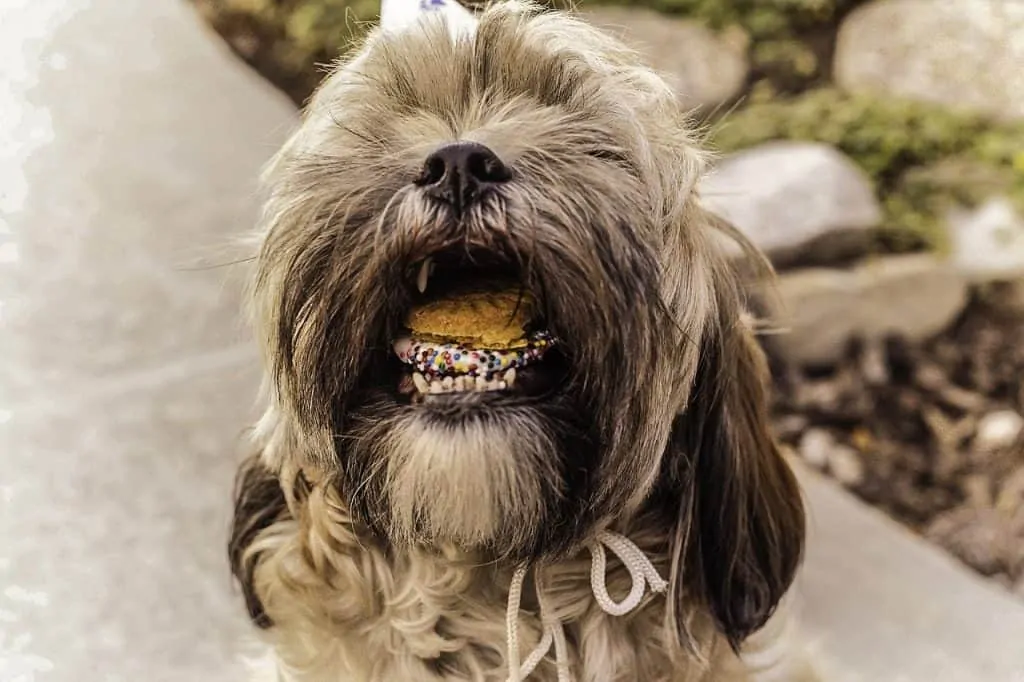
394,331,555,380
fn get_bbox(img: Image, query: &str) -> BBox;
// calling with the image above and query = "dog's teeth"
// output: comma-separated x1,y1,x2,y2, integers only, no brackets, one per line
442,376,454,390
476,376,488,391
412,372,429,394
454,376,467,391
503,368,516,387
416,257,432,294
429,379,444,394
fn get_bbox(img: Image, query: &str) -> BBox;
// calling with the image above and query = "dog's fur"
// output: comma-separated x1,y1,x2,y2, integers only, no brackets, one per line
229,3,810,680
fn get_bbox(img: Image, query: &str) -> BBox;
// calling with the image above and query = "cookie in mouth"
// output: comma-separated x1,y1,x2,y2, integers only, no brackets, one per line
392,255,563,401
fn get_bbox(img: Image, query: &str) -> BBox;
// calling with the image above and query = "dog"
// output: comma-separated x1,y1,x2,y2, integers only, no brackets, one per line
229,2,814,680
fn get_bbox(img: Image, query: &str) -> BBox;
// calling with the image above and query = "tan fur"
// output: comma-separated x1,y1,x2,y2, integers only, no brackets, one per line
231,2,819,681
246,473,759,682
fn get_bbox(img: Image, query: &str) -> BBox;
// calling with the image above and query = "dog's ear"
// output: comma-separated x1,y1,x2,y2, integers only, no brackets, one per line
663,267,806,653
228,454,290,629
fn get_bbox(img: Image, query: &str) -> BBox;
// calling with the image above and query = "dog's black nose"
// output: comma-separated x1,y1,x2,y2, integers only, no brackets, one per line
416,142,510,213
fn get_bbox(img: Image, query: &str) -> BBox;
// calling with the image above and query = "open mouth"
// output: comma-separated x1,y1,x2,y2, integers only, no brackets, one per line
391,247,566,403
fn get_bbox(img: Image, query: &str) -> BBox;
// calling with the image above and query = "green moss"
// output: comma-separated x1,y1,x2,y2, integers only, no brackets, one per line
710,89,1024,251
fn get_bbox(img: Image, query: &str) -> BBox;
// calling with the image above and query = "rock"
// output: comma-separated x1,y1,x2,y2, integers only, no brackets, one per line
962,474,994,508
581,7,748,109
774,414,809,442
798,428,834,469
701,142,882,269
769,254,969,367
926,507,1018,578
827,444,865,488
834,0,1024,122
947,197,1024,283
974,410,1024,453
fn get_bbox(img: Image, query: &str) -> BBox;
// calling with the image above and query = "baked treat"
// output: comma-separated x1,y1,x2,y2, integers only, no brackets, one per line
394,286,555,381
404,288,536,350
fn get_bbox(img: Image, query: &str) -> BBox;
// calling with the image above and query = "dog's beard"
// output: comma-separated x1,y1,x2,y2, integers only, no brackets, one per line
253,9,703,562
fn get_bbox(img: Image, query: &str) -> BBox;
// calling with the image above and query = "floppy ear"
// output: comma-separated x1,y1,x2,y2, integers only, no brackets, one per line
663,261,806,652
228,454,290,629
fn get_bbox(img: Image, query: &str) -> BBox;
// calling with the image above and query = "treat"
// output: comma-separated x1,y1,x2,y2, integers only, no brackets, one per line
394,286,556,381
394,331,555,381
404,288,536,349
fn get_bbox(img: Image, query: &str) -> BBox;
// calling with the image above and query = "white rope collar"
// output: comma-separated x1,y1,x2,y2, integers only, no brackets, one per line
504,530,669,682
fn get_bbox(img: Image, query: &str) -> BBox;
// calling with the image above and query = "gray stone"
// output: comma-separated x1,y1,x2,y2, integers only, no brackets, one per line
796,463,1024,682
0,0,297,680
701,142,882,269
835,0,1024,122
947,197,1024,283
974,410,1024,454
581,6,749,109
769,254,969,367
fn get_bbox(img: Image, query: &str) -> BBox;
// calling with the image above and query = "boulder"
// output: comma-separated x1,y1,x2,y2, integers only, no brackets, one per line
835,0,1024,122
701,142,882,269
768,254,969,367
581,7,749,109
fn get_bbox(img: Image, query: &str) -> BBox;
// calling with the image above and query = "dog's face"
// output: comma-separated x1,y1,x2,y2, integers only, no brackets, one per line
248,0,804,648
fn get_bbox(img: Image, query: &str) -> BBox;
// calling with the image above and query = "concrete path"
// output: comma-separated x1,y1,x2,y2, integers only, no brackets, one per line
796,464,1024,682
1,2,1022,682
0,1,295,680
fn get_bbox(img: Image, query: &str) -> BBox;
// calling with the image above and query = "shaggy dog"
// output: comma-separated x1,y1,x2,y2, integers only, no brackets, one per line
229,2,813,680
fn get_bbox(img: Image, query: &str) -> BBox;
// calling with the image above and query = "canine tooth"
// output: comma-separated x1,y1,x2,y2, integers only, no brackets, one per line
416,257,432,293
412,372,429,394
503,368,516,387
497,381,508,390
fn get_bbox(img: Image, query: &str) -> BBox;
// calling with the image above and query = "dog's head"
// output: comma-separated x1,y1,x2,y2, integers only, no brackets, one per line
244,0,803,650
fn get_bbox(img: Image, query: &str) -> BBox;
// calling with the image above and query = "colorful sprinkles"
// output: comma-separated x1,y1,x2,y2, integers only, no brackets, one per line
393,331,555,381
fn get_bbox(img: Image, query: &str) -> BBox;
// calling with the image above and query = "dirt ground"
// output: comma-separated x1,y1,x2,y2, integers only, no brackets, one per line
768,285,1024,596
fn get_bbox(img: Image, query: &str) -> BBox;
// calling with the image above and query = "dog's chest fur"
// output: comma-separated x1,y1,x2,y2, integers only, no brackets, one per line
249,481,738,682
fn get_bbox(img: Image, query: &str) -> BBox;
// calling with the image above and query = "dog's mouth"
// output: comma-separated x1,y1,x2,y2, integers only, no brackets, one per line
390,247,567,403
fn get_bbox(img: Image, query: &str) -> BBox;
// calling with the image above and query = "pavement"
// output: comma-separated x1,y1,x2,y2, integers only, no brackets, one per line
0,2,1021,682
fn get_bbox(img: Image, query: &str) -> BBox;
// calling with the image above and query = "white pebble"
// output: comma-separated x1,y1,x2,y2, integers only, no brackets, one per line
798,428,833,469
974,410,1024,453
827,445,865,487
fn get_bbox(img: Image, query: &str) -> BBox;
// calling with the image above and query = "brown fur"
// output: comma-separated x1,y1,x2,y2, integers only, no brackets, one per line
229,3,813,680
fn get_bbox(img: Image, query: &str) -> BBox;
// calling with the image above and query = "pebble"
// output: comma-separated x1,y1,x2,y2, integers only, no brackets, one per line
798,428,834,470
827,444,866,488
974,410,1024,453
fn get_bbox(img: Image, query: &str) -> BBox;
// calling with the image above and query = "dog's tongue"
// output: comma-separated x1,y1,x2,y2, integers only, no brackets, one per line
393,287,555,379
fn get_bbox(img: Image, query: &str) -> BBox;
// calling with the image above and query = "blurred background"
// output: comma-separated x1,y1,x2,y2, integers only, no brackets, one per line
1,0,1022,681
